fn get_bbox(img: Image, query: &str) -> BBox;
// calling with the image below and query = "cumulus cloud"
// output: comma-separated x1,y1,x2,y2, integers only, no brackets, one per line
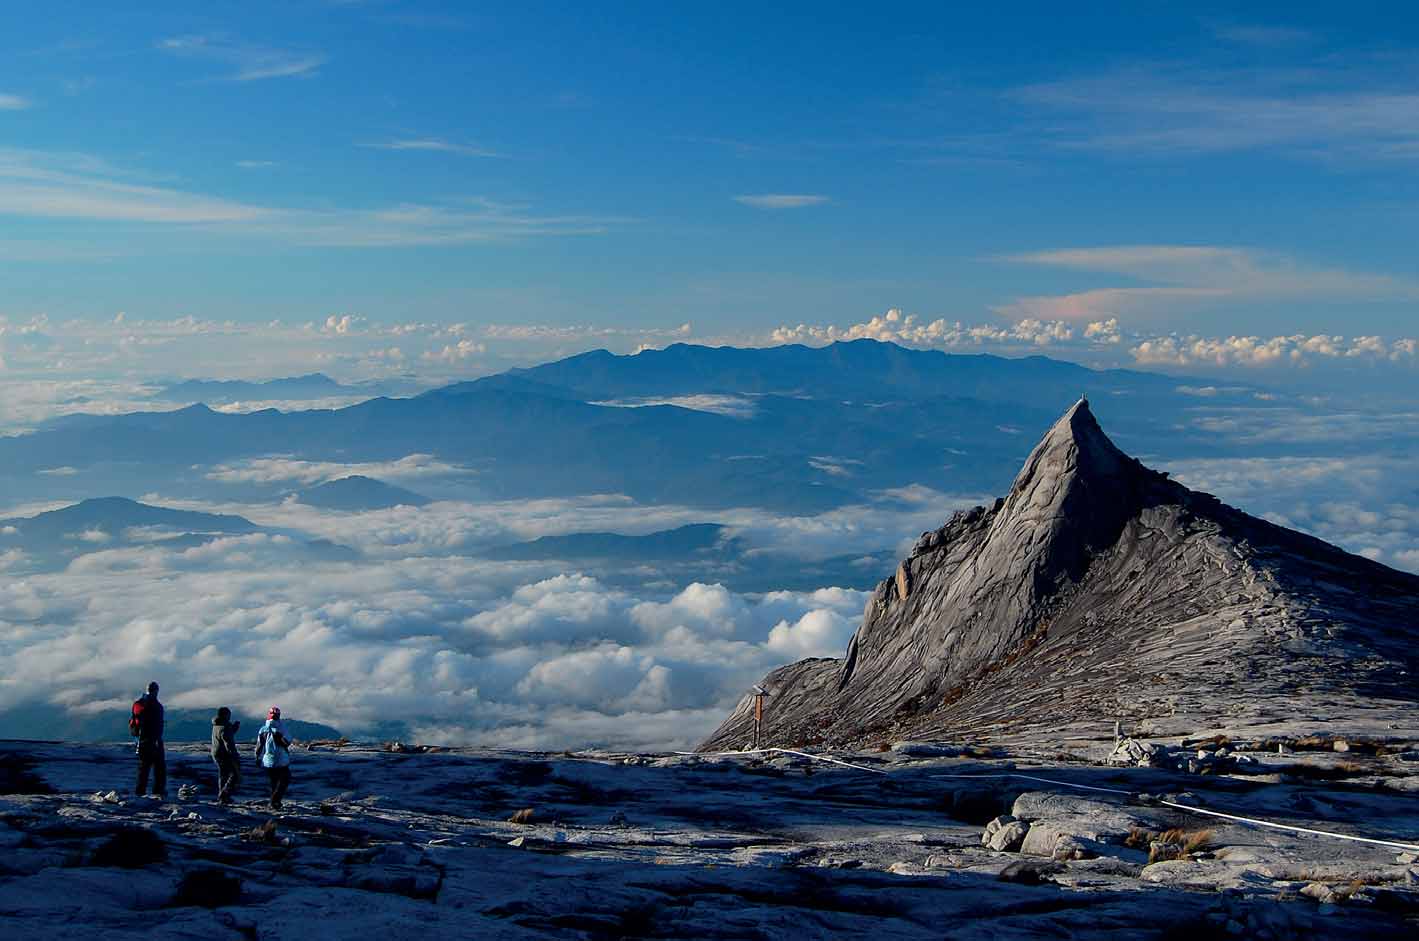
764,308,1418,374
422,339,487,362
1131,333,1419,368
769,308,1093,349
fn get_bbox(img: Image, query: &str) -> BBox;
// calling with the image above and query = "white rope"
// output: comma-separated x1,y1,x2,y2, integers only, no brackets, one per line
1156,799,1419,854
678,746,1419,853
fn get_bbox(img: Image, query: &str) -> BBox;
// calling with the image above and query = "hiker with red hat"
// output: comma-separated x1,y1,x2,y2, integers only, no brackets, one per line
255,706,293,810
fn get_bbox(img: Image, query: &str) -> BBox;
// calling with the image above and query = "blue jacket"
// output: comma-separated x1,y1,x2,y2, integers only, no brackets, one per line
256,719,291,768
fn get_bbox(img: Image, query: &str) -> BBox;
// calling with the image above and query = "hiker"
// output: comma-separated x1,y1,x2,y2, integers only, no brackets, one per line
210,707,242,805
255,706,292,810
129,681,167,799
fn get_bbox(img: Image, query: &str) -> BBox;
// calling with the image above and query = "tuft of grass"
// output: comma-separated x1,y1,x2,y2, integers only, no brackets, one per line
507,808,535,825
1146,828,1215,864
1125,826,1156,849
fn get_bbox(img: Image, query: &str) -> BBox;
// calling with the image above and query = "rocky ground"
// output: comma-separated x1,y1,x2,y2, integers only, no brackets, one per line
2,737,1417,939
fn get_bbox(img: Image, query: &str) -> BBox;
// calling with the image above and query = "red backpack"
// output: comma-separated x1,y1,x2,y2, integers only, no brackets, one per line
129,699,145,737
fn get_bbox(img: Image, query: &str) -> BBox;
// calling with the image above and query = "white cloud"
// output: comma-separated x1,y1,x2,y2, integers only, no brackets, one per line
763,308,1417,373
0,148,616,246
206,453,469,486
765,607,856,659
733,194,830,209
769,308,1092,349
1130,333,1419,368
591,394,757,419
322,314,363,335
157,35,328,82
422,339,487,362
367,139,500,158
0,94,32,110
997,245,1419,321
1011,59,1419,161
1164,453,1419,574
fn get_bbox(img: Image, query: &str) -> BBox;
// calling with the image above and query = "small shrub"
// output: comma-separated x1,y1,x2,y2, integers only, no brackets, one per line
508,808,535,825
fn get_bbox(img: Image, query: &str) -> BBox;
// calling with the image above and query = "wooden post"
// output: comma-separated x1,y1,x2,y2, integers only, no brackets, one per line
751,686,769,749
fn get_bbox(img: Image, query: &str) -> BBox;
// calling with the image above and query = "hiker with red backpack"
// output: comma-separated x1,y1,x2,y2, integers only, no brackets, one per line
255,706,293,810
129,681,167,800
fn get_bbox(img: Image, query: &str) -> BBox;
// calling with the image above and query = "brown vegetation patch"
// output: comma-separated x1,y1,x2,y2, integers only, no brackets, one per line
1133,827,1215,863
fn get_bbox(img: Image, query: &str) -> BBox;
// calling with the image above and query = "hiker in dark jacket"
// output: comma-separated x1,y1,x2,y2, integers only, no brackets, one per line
210,707,242,805
131,681,167,799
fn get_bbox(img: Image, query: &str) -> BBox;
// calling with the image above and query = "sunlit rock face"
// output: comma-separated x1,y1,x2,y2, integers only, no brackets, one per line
703,399,1419,751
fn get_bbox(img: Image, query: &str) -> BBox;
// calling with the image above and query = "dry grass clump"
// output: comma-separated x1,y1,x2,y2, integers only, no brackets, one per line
507,808,536,825
1134,827,1215,863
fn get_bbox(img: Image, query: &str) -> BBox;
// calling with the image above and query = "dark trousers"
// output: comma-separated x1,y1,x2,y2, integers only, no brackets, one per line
136,741,166,797
266,766,291,806
214,756,241,803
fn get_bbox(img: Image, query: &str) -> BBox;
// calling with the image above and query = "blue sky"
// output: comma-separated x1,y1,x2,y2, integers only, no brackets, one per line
1,2,1417,375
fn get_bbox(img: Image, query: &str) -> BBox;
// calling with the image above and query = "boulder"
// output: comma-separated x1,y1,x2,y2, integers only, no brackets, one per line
1011,792,1137,859
981,815,1030,852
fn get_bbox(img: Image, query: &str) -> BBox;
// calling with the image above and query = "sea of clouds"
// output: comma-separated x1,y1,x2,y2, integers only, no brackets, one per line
1,487,991,750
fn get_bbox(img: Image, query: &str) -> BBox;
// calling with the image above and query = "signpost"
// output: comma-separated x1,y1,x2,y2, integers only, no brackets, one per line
752,685,770,749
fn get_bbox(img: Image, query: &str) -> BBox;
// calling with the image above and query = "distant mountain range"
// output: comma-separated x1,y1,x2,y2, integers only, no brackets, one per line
295,475,431,510
151,373,422,405
0,701,342,744
0,497,353,571
0,340,1330,514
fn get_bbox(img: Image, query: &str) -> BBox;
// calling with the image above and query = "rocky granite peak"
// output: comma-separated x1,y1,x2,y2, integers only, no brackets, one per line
702,401,1419,752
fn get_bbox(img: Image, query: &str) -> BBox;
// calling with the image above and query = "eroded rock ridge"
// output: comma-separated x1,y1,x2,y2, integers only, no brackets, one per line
703,399,1419,750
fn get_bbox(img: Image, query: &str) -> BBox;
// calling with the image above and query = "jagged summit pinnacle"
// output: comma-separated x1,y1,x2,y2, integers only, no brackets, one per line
1008,397,1135,498
701,400,1419,752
